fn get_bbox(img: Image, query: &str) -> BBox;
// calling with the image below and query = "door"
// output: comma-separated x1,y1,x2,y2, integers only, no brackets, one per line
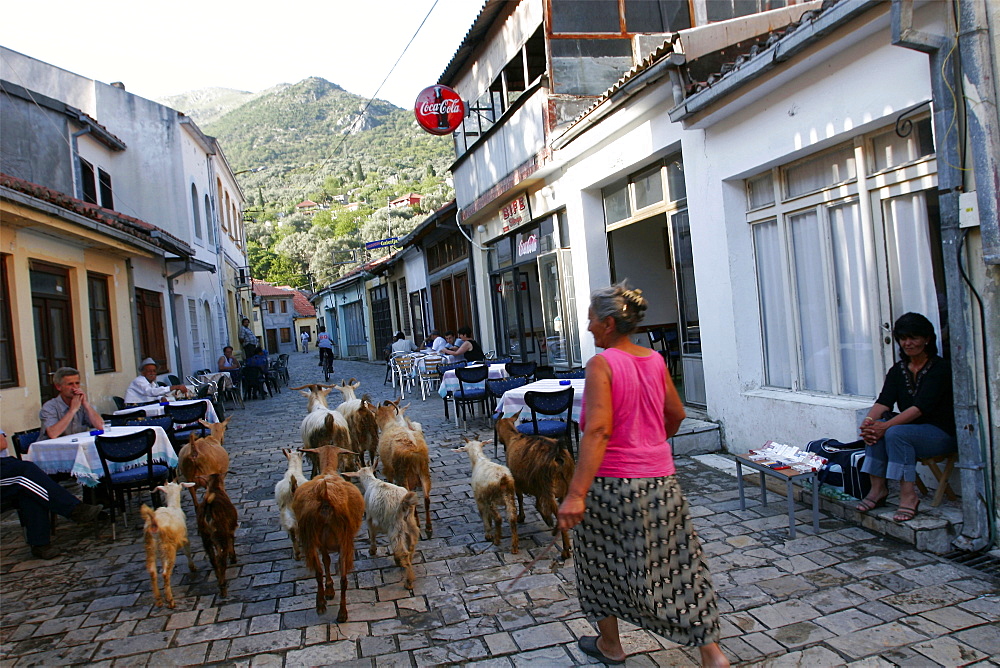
537,250,582,369
265,329,279,353
31,264,76,402
188,299,203,372
370,285,392,359
669,210,706,405
135,288,168,371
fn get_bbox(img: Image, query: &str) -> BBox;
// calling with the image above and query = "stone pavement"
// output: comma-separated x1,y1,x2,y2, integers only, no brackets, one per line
2,352,998,667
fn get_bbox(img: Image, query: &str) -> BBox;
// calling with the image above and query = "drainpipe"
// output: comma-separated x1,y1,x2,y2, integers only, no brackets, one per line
70,126,91,199
892,0,990,551
125,258,140,367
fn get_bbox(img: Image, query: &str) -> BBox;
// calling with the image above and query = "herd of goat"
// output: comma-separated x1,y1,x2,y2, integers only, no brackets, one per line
138,378,576,624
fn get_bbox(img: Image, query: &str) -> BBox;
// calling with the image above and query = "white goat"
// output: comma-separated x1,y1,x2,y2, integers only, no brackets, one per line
140,481,197,608
275,448,308,560
453,438,519,554
343,462,421,590
290,384,353,475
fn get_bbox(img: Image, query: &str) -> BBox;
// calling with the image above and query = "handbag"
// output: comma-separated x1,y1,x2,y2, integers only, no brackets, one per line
805,438,871,499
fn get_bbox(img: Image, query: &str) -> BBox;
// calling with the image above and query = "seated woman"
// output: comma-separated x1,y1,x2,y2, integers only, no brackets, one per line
856,312,956,522
218,345,241,385
442,326,485,363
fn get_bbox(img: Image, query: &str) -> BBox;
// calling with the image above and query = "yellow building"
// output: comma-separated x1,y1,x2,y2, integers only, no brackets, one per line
1,173,195,433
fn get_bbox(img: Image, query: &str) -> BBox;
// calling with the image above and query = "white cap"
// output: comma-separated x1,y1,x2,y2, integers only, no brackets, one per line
139,357,158,369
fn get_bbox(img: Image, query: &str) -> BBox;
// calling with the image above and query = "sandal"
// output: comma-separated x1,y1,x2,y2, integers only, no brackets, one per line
579,636,626,665
855,495,887,513
893,501,920,522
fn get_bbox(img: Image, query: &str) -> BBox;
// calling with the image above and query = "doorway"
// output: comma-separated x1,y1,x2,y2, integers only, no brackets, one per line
491,264,545,365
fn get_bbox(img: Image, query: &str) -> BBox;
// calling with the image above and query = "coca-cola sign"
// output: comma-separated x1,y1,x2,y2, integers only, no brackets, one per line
414,85,465,136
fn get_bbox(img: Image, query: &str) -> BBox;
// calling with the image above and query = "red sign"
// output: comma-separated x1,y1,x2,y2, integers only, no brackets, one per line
501,194,530,232
414,86,465,136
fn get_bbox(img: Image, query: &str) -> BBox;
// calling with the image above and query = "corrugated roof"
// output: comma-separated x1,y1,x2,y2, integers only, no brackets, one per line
437,0,509,85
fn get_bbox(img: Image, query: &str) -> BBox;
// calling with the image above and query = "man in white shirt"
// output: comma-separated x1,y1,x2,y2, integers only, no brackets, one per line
430,330,449,354
124,358,187,405
391,332,417,354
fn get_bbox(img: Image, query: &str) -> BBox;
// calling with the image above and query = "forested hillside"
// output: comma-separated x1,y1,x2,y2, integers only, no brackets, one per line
161,77,455,288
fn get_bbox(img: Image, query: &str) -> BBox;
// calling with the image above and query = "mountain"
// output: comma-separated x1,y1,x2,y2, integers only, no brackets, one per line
161,76,456,286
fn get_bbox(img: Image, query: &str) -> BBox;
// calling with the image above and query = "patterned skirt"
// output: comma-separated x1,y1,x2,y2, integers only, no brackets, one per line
572,476,720,647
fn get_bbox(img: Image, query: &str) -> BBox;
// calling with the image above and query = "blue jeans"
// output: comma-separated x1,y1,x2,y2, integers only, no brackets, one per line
860,423,956,482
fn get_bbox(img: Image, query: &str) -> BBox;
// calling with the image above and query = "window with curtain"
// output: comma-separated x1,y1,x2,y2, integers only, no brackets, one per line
747,124,941,398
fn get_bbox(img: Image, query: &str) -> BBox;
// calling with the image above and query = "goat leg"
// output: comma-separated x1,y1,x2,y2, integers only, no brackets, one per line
183,538,197,572
423,490,432,538
162,546,177,609
368,523,378,557
337,569,349,623
145,534,162,607
516,491,526,524
507,492,519,555
559,528,571,561
290,527,301,561
323,551,335,599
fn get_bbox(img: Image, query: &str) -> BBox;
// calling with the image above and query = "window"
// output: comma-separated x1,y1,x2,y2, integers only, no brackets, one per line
869,116,934,172
633,165,664,211
80,158,97,204
88,273,115,373
748,124,942,397
280,300,288,314
603,180,630,225
603,156,685,227
204,195,215,244
706,0,788,22
427,234,468,273
279,327,292,343
552,0,621,32
0,255,16,387
625,0,692,32
191,184,202,240
267,300,275,314
98,169,113,209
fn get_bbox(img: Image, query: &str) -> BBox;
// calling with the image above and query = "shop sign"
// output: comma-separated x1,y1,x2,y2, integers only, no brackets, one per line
501,194,530,232
414,85,465,135
515,230,539,261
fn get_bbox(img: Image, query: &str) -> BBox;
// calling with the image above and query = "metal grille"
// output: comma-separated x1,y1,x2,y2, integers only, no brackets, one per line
942,549,1000,577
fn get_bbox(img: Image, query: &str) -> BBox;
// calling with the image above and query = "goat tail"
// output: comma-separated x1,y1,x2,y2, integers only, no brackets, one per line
289,475,298,496
140,504,158,532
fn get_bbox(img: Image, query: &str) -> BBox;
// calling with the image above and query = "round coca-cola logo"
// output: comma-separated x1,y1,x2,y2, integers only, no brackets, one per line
414,85,465,136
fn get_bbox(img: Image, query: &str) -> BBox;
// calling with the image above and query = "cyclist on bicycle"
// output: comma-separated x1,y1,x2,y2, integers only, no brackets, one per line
316,326,334,375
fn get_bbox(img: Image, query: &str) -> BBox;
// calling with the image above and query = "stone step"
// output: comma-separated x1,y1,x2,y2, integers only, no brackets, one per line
692,453,962,554
673,417,721,456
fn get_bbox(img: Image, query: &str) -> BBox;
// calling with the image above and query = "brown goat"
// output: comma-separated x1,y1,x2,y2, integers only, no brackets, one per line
178,417,231,506
374,400,433,538
194,473,238,597
337,393,380,467
292,445,365,621
496,414,575,559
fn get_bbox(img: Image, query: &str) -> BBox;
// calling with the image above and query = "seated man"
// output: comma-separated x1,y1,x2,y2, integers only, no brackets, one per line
244,345,270,368
40,367,105,439
442,326,486,363
1,430,107,559
124,358,187,405
391,331,418,354
430,330,449,354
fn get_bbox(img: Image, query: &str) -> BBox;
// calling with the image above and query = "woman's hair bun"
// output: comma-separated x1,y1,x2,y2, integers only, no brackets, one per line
621,287,648,315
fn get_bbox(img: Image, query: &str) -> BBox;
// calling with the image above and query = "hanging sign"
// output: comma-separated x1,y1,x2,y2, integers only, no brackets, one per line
414,85,465,135
365,237,398,250
501,194,530,232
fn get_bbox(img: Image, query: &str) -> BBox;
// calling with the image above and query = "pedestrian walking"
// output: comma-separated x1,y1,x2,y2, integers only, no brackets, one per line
300,330,310,354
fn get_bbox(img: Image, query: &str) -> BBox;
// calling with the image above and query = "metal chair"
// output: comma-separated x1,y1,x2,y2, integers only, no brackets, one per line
555,369,586,379
10,429,41,459
418,356,445,400
486,376,530,455
648,327,681,376
94,429,169,538
392,355,418,398
164,402,209,451
515,387,578,457
454,364,491,426
505,361,537,381
437,360,468,420
493,357,514,365
112,396,127,411
241,366,270,400
274,354,291,386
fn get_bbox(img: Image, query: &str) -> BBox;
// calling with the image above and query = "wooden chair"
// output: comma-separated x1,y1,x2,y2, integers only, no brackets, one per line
915,453,959,507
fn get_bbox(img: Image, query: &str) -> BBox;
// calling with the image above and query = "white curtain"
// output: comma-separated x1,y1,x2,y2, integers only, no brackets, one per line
829,202,876,396
790,210,834,393
753,220,791,388
884,192,942,342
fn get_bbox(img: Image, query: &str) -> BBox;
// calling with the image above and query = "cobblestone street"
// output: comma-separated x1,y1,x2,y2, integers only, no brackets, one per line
2,352,998,667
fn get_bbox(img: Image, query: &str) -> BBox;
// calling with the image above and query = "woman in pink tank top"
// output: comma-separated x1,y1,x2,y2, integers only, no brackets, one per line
557,282,727,667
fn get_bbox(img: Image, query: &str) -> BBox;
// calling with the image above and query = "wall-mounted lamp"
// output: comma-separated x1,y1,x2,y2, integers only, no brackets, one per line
541,185,555,199
476,224,487,236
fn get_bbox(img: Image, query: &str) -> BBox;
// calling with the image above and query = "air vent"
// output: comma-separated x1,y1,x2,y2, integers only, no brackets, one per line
941,549,1000,577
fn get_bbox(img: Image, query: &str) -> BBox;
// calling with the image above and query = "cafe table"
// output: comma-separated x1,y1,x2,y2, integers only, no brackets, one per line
111,398,219,423
437,362,509,398
24,425,177,487
494,378,586,422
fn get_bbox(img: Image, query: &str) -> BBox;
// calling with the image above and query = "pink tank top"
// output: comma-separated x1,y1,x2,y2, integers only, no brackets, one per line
583,348,676,478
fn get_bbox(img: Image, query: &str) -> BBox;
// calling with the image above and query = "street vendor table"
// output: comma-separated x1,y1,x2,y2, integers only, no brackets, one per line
494,378,586,422
735,453,820,538
437,363,509,398
24,425,177,488
112,398,219,423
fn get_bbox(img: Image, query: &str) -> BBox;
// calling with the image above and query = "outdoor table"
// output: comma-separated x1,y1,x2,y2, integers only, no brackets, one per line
437,363,509,398
197,372,234,390
734,453,820,538
112,398,219,423
24,425,177,488
494,378,586,421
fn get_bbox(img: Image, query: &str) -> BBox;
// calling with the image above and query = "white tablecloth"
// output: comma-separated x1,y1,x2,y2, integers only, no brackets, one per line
198,372,234,390
112,398,218,423
494,378,585,421
24,425,177,487
438,363,509,398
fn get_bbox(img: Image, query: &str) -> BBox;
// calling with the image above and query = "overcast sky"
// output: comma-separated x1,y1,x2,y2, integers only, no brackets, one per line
0,0,483,108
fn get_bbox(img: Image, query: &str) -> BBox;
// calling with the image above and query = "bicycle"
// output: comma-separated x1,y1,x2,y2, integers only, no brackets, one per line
320,348,334,382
